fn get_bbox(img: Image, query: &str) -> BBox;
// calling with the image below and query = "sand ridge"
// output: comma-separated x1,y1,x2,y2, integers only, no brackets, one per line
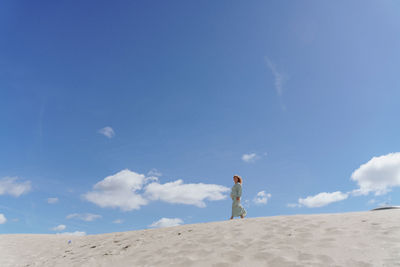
1,210,400,266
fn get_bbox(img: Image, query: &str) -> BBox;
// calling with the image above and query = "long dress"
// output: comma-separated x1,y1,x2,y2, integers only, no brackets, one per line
231,183,247,218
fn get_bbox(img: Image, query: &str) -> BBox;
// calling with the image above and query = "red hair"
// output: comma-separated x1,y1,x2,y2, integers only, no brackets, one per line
234,175,243,184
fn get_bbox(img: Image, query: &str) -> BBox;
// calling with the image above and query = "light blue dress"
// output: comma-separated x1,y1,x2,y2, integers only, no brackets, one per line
231,183,247,218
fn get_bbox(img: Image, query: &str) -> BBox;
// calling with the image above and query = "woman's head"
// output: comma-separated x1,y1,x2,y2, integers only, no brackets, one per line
233,175,242,184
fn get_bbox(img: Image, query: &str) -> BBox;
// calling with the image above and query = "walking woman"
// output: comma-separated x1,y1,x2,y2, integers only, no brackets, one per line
230,175,247,219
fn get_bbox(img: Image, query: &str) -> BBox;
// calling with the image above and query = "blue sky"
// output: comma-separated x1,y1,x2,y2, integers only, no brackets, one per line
1,0,400,235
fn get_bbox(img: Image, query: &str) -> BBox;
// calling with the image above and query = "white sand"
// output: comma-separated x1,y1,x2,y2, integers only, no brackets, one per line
1,210,400,267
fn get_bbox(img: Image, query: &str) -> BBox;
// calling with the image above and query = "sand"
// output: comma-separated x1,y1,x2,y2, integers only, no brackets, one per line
1,210,400,267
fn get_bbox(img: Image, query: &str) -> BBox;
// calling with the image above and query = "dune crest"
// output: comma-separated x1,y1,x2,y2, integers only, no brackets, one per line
1,210,400,266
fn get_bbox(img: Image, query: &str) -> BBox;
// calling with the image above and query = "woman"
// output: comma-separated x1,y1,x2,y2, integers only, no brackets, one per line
230,175,247,219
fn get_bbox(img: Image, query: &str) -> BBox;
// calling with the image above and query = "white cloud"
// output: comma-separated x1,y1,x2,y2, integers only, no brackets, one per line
51,224,66,231
112,219,123,224
66,213,102,222
144,179,230,208
242,153,258,163
47,197,59,204
289,153,400,209
57,231,86,236
149,218,183,228
351,152,400,196
0,177,31,197
0,214,6,224
297,191,348,208
98,126,115,138
266,57,286,96
84,169,149,211
253,191,272,205
85,169,230,211
148,168,162,177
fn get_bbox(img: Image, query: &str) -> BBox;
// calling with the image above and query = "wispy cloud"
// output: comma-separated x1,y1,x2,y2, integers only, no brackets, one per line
0,214,6,224
98,126,115,138
51,224,66,231
112,219,123,224
242,152,267,163
266,57,286,97
266,57,287,110
242,153,258,163
47,197,59,204
66,213,102,222
0,177,31,197
147,168,162,177
149,218,183,228
253,191,272,205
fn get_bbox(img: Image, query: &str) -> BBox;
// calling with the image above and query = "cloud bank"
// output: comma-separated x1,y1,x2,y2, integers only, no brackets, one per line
145,180,229,208
84,169,230,211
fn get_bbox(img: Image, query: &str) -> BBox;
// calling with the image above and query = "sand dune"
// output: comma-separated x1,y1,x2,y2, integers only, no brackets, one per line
1,210,400,266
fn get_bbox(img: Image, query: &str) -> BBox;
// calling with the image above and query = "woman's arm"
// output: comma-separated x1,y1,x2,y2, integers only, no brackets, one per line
235,184,242,201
